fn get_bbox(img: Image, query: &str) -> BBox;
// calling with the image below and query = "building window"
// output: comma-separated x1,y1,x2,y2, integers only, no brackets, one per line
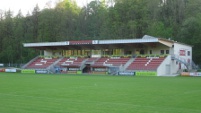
166,50,169,54
149,50,152,54
160,50,164,54
188,51,190,56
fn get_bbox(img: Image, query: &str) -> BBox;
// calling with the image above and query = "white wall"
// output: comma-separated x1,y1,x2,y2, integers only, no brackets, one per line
173,43,192,59
44,50,62,57
157,55,179,76
44,50,53,56
157,55,170,76
157,56,167,76
147,43,169,55
170,58,179,74
157,42,192,76
173,43,192,69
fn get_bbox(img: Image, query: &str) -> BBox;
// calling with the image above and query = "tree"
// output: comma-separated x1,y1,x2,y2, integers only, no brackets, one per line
177,15,201,65
77,0,107,39
1,0,201,66
32,4,40,42
146,21,173,38
0,10,4,53
1,10,15,64
106,0,149,38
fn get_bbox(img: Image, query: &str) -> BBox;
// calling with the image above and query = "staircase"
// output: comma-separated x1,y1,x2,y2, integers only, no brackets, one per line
171,55,190,71
47,57,63,70
22,56,39,69
123,58,135,71
80,59,89,70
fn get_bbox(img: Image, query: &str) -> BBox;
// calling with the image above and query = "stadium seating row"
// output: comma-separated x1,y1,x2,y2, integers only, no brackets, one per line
26,58,58,69
126,57,165,70
25,57,166,71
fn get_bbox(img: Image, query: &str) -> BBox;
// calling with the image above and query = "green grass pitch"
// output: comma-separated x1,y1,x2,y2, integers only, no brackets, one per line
0,73,201,113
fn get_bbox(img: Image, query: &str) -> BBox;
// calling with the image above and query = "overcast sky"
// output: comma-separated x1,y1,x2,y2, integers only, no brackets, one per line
0,0,93,15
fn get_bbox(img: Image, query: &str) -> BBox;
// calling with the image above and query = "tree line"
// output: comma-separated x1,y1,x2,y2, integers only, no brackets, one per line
0,0,201,65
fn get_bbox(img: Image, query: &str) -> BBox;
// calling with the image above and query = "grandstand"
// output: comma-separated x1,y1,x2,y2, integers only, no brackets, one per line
23,35,194,76
26,57,59,69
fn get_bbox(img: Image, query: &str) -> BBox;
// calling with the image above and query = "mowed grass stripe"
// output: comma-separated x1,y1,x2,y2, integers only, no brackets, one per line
0,92,200,113
0,73,201,113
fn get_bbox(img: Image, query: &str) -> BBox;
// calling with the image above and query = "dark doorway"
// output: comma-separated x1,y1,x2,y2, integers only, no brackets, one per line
140,49,145,54
83,64,91,73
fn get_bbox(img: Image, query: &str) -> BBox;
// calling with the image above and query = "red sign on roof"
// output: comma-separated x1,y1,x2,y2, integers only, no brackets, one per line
69,40,92,45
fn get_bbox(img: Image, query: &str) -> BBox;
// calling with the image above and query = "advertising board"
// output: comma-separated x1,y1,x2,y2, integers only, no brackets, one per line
21,69,36,73
181,72,190,76
5,69,17,73
94,68,107,72
77,71,82,74
35,70,48,74
181,72,201,77
0,68,5,72
68,68,79,71
118,72,134,76
189,72,201,77
136,71,157,76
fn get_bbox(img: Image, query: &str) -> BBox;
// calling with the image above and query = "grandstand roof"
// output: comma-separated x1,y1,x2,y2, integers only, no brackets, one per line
23,35,189,50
